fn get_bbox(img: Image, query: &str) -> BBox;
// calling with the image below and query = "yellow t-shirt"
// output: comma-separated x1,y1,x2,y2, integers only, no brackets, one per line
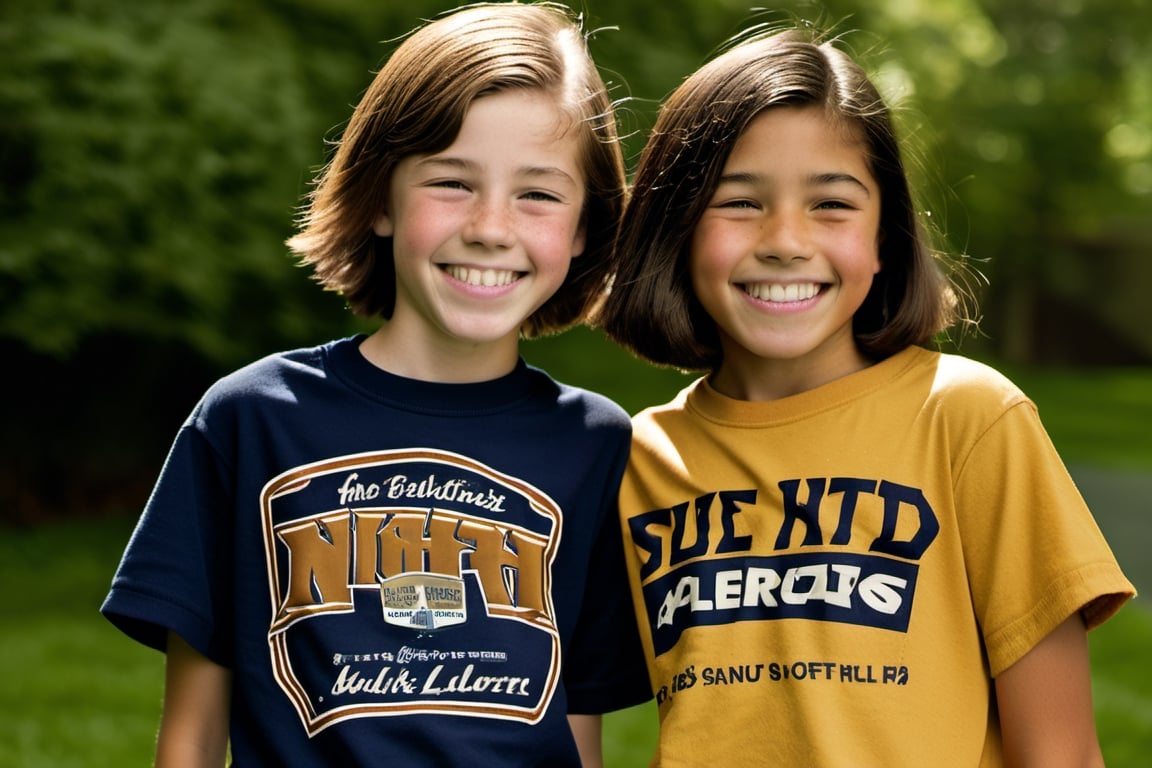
620,346,1134,767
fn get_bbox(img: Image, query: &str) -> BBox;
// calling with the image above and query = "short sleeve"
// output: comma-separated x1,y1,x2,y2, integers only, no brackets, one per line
562,432,653,714
100,421,236,665
954,401,1134,675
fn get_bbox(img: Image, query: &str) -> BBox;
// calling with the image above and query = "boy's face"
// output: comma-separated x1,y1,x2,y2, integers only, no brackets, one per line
373,89,586,374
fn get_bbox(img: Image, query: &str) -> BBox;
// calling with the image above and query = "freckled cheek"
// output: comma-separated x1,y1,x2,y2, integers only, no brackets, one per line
526,217,586,261
688,249,732,310
391,231,440,269
689,230,742,284
839,231,882,275
392,201,455,257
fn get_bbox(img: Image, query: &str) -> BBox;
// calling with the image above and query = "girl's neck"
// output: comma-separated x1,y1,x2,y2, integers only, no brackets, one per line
709,345,876,401
359,325,520,384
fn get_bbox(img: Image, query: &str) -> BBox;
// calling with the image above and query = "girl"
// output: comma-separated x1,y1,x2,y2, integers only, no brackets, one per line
102,4,649,766
600,27,1134,767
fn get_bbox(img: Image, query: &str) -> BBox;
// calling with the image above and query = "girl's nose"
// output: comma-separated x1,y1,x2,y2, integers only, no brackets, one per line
463,198,515,249
756,210,810,262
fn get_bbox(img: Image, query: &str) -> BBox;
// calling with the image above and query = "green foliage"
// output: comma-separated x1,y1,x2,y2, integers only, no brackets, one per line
3,0,1151,518
2,4,1147,760
524,326,692,415
3,0,1150,366
0,0,443,365
1007,365,1152,470
599,0,1152,363
869,0,1152,362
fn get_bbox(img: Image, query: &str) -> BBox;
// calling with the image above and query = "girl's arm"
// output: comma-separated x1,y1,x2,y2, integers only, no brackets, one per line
568,714,604,768
994,612,1105,768
155,630,231,768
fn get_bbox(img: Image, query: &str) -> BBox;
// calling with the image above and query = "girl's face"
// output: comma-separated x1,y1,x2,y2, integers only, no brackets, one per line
689,105,882,399
372,89,586,379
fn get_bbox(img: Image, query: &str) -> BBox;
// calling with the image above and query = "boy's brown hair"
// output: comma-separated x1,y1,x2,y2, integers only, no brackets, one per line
287,2,624,337
599,28,965,370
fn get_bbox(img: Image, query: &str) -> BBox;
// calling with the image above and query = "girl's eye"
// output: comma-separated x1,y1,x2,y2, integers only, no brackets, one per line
815,199,854,211
715,199,759,209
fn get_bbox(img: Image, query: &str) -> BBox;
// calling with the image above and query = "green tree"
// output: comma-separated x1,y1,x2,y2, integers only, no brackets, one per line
2,0,1149,366
1,0,450,366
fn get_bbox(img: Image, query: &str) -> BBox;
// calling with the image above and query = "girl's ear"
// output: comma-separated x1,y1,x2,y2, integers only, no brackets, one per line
372,211,394,237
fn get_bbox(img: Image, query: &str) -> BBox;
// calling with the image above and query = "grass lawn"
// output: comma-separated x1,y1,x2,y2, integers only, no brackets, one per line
0,516,164,767
2,330,1148,765
2,515,1148,766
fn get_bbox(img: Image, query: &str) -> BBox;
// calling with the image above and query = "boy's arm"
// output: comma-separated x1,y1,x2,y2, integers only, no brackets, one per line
155,630,231,768
568,714,603,768
994,612,1105,768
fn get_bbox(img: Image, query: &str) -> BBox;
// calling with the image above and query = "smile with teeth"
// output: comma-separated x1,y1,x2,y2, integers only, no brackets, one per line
443,265,523,287
741,282,822,303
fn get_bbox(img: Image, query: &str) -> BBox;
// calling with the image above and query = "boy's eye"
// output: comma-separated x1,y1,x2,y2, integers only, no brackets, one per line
521,190,563,203
429,179,470,190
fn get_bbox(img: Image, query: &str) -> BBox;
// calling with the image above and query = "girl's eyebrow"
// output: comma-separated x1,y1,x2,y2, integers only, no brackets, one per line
715,171,760,186
716,171,872,196
810,172,872,195
416,156,579,186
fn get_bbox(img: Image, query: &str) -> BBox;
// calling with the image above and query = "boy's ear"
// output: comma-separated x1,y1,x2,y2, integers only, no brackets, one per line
372,210,394,237
570,221,587,259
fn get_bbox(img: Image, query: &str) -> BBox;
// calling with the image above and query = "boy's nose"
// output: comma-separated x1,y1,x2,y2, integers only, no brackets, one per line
464,199,515,249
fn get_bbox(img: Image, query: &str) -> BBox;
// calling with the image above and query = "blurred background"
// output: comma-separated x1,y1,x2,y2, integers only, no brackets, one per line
1,0,1150,763
2,0,1149,522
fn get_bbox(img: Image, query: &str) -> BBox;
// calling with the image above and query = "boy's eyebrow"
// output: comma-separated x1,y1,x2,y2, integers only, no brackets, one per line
521,164,581,186
416,156,579,186
716,171,872,196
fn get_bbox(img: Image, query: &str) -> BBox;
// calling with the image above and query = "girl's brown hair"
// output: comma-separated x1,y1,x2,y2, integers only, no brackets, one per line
287,2,624,337
599,28,966,370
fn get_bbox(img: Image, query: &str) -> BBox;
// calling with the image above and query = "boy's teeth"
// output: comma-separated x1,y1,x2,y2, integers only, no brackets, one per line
446,266,518,287
745,282,819,302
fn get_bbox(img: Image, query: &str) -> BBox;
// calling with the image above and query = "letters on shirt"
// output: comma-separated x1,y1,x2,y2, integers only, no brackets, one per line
630,478,939,655
259,449,563,734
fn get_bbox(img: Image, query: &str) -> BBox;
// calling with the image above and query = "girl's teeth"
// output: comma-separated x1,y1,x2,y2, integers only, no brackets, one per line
446,266,518,286
746,283,819,302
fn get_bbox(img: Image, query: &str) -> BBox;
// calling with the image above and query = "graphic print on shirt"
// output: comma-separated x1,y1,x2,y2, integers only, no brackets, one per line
260,448,561,735
630,478,939,656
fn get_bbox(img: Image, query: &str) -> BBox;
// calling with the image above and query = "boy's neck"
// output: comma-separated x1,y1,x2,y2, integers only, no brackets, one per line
358,326,520,384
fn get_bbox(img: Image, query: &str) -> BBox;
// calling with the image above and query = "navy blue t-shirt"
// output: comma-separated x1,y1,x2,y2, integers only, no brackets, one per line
102,336,650,766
